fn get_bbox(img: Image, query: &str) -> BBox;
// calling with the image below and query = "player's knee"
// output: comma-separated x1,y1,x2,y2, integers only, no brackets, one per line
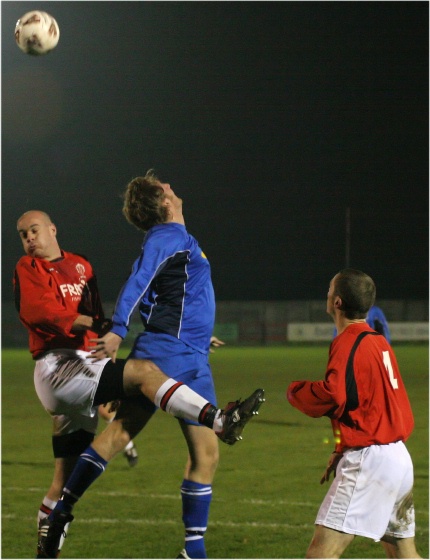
190,440,219,474
124,358,156,386
196,450,219,475
124,358,165,401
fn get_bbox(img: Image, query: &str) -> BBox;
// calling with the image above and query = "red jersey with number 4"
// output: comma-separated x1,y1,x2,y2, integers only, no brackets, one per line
287,323,414,452
14,251,104,359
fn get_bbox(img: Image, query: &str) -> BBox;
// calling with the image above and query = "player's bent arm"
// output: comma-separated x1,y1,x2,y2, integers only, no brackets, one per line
287,380,340,418
15,264,79,335
71,315,95,332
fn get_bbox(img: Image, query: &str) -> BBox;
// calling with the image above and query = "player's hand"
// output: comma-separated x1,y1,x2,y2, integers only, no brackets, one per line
210,336,225,353
89,332,122,362
320,451,343,484
106,400,121,414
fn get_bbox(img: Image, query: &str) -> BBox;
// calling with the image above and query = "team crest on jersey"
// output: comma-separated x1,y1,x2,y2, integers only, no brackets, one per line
76,263,86,276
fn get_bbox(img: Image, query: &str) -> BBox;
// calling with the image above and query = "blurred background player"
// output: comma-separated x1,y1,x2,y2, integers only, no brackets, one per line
366,304,391,343
287,268,420,559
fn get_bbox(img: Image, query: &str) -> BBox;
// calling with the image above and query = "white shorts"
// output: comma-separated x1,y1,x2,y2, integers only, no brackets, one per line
34,349,110,418
51,413,99,437
316,441,415,541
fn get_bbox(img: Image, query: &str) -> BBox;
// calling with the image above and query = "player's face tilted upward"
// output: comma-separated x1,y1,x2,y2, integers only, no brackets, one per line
158,181,183,216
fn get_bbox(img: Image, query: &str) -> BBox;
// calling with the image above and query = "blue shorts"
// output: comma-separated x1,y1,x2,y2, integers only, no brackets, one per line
128,331,217,425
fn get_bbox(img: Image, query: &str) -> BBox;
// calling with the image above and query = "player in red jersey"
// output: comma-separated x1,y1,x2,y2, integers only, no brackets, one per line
14,210,110,555
287,269,421,559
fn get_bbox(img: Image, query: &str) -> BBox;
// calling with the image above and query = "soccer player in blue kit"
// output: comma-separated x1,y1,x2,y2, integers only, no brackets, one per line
95,171,263,558
39,170,265,559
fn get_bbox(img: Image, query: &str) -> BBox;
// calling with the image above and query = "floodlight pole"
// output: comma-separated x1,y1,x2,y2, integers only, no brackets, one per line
345,206,351,267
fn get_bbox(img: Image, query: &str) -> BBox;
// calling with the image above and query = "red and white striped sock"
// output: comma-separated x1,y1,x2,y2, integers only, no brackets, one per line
154,379,218,428
37,497,57,526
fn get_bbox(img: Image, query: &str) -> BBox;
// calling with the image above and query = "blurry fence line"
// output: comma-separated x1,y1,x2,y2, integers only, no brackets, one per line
2,299,428,347
214,300,428,344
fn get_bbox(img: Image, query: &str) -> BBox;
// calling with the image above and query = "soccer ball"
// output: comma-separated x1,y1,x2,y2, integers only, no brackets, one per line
15,11,60,55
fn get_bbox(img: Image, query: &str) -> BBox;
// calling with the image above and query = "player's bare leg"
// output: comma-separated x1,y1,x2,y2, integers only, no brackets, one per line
91,400,152,461
98,403,139,466
42,457,77,507
180,422,219,483
37,400,153,558
38,357,264,557
123,359,265,441
306,525,354,558
123,358,172,401
381,535,422,559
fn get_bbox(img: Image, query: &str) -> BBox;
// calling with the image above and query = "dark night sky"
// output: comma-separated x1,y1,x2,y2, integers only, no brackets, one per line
2,1,428,303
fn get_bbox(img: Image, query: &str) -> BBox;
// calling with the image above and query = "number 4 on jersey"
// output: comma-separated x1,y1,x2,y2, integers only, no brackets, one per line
383,351,399,389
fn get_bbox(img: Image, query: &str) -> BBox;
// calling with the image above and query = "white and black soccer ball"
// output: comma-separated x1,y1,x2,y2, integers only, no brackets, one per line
15,11,60,55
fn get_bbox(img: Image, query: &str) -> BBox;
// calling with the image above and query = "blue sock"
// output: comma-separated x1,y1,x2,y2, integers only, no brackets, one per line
53,447,108,515
181,479,212,559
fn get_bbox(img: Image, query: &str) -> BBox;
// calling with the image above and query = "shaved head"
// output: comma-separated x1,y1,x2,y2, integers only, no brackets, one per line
17,210,53,228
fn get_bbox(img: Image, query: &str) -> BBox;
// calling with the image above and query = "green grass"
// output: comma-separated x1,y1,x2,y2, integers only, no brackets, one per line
2,345,428,559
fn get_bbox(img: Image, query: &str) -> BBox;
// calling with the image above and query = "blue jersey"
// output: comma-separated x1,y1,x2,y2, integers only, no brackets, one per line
366,305,391,343
111,223,215,354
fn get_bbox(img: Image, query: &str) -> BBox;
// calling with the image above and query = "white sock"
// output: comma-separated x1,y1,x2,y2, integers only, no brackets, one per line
124,440,134,452
154,379,211,422
213,409,223,432
37,496,57,525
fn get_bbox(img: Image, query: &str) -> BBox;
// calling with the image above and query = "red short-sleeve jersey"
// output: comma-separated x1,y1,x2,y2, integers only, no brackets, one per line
287,323,414,452
14,251,104,358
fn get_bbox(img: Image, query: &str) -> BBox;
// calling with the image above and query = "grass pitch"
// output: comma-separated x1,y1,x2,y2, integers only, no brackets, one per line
2,345,428,559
